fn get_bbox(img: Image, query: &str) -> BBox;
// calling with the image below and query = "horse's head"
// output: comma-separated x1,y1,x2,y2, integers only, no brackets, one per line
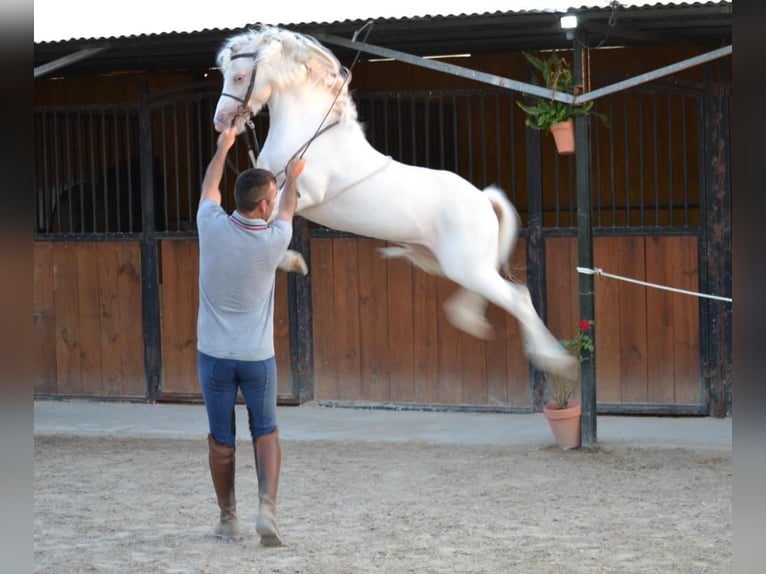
213,26,354,134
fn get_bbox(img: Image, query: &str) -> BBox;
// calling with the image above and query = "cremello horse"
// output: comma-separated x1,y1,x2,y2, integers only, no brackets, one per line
213,25,576,380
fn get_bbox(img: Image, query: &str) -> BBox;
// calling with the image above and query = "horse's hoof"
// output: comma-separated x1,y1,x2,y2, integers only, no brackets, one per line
530,352,578,381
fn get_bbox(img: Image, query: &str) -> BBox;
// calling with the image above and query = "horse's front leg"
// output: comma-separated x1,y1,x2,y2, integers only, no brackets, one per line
278,249,308,275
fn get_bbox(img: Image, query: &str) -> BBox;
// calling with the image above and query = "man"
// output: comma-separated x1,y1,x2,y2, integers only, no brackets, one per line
196,125,305,547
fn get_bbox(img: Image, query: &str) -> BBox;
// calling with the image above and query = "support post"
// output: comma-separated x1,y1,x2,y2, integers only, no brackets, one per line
525,115,547,411
573,32,597,447
138,81,162,401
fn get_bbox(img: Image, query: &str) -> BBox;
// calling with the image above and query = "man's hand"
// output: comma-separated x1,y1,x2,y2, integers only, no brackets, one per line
276,158,305,224
216,126,237,154
285,157,306,183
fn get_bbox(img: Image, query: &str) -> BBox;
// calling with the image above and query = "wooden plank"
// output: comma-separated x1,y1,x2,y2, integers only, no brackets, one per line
112,242,145,397
485,301,510,407
357,239,391,402
386,255,416,403
310,239,338,400
545,237,579,405
76,243,103,395
460,324,487,406
505,241,531,407
97,242,123,397
412,269,439,404
159,239,199,395
52,243,82,395
274,270,292,396
332,239,362,401
645,236,678,404
672,236,701,404
33,242,57,394
593,237,622,403
616,236,648,403
436,278,462,404
544,237,578,343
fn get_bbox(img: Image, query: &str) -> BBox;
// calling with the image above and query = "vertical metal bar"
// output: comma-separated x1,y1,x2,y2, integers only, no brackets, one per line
112,111,122,232
125,110,134,232
637,93,649,227
138,82,163,400
438,97,445,169
424,97,430,167
509,94,517,205
88,111,97,232
608,97,616,227
494,94,502,185
574,32,596,447
593,112,602,226
76,112,85,233
466,95,473,182
64,113,72,233
100,110,109,233
479,95,487,186
410,94,417,164
652,93,659,226
682,95,689,226
173,103,180,231
383,98,390,156
667,94,673,225
622,93,631,227
40,112,50,233
160,106,169,232
452,95,459,173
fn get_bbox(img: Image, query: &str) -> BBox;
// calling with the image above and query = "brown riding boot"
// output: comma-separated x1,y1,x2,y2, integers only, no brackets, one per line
253,430,282,546
208,434,240,541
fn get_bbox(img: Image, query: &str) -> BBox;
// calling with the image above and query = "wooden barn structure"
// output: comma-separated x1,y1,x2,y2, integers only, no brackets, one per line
33,2,732,416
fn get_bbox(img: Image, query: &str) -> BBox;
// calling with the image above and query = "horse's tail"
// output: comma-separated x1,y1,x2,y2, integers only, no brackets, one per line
483,185,519,278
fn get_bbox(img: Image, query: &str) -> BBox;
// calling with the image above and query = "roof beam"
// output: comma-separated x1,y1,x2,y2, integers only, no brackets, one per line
34,45,109,78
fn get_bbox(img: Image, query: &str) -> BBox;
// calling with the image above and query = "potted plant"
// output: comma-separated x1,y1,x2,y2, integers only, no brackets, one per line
516,51,608,154
543,318,594,449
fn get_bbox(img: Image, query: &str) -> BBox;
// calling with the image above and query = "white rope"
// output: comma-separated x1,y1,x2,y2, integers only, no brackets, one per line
577,266,733,303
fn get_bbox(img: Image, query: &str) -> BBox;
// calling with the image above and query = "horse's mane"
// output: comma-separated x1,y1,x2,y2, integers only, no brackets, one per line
216,26,357,123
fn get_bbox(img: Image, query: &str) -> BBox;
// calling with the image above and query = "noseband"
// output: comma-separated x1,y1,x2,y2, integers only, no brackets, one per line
220,51,261,165
220,51,259,115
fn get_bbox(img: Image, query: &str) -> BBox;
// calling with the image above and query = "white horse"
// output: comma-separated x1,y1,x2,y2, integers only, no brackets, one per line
212,25,576,380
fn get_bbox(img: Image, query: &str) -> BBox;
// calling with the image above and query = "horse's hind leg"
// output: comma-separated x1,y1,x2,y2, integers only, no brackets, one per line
451,270,577,380
444,288,494,340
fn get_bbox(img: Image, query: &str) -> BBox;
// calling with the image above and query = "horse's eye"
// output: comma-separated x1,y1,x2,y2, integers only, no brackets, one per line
234,75,244,83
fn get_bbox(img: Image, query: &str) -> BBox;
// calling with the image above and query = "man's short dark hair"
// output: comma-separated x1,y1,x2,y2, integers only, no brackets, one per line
234,168,277,212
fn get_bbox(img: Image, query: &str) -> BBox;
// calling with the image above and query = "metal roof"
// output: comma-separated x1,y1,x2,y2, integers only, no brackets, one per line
34,2,732,78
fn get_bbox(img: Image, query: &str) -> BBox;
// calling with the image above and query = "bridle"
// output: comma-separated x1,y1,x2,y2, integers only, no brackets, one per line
220,51,262,166
220,22,375,183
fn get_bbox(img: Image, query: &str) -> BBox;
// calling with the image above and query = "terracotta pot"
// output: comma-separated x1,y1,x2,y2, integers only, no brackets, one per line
543,399,581,449
550,119,575,155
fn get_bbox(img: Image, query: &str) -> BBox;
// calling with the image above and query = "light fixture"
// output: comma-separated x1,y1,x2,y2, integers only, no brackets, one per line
560,14,578,29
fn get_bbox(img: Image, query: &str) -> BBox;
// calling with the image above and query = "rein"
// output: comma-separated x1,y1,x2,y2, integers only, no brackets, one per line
221,22,375,176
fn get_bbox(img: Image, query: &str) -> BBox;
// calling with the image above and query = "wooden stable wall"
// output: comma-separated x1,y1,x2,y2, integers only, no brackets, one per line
33,241,146,397
157,239,293,399
33,234,702,411
309,237,530,408
546,235,701,410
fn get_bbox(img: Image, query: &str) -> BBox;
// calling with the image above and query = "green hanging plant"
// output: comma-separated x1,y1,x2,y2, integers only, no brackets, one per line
516,50,609,132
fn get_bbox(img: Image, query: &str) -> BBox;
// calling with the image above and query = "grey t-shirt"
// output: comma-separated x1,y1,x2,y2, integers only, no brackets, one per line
196,199,292,361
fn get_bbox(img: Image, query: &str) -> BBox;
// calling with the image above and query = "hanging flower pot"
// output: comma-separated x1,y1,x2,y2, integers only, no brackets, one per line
550,119,575,155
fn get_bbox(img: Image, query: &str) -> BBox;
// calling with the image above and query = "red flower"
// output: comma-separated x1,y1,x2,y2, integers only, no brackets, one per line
579,319,591,332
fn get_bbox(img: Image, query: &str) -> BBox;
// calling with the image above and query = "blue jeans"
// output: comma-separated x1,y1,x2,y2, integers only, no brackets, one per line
198,351,279,446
